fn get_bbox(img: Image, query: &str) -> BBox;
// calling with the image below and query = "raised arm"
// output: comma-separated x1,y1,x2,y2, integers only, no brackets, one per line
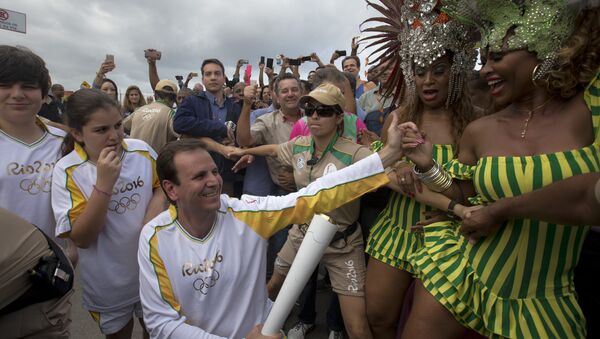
92,59,115,89
236,85,258,147
145,49,161,92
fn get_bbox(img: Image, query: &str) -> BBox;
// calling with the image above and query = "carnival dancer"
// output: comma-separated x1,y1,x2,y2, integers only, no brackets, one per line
358,2,477,337
400,1,600,338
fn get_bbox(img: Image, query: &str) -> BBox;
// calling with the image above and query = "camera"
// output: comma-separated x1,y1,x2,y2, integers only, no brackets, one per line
175,75,183,81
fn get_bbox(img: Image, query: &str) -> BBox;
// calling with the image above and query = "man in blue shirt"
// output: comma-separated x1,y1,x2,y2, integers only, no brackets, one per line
173,59,242,196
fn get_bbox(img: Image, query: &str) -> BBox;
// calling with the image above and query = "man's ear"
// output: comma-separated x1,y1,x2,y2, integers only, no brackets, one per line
161,180,178,203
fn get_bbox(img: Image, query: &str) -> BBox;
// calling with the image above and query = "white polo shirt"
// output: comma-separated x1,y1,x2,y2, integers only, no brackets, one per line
52,138,159,312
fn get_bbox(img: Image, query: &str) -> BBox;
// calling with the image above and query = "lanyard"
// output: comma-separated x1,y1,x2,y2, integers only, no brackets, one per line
308,133,339,182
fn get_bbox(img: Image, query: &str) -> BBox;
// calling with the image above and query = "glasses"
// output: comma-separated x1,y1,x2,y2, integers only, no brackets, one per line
304,105,341,118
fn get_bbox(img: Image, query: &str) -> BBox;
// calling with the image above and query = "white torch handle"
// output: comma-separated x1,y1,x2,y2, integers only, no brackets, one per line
261,214,338,336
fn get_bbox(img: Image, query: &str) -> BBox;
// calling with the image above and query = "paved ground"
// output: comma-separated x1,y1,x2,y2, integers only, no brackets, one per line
69,272,334,338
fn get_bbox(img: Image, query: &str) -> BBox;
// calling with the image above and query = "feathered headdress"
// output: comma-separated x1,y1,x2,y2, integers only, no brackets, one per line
360,0,477,107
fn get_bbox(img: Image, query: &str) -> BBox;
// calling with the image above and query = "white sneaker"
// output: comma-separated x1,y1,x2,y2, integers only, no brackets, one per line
328,330,344,339
287,321,315,339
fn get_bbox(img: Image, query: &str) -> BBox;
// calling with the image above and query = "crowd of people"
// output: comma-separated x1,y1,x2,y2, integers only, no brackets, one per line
1,0,600,339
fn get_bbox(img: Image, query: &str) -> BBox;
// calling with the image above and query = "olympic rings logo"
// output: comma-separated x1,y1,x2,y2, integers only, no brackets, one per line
19,177,51,195
108,193,141,214
192,269,220,295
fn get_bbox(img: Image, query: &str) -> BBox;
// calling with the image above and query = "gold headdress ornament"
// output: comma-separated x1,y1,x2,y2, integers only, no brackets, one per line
360,0,477,107
443,0,578,80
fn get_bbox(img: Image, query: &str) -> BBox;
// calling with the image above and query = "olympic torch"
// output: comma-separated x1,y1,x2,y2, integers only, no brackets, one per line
261,214,338,336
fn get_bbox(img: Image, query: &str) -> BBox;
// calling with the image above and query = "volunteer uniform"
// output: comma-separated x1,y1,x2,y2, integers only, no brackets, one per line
123,100,178,154
250,109,298,188
275,135,372,296
0,118,65,244
138,153,389,338
52,139,159,334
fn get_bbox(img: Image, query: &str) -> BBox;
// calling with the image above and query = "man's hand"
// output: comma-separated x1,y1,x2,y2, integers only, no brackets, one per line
226,147,246,159
237,59,245,69
329,51,340,64
186,72,196,82
246,325,283,339
145,48,160,63
244,85,259,105
351,36,360,53
460,205,503,244
232,154,255,173
310,52,321,63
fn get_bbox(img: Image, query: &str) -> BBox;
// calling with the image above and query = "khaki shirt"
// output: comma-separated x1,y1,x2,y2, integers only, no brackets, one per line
124,101,178,153
0,208,52,309
277,135,372,226
251,109,299,187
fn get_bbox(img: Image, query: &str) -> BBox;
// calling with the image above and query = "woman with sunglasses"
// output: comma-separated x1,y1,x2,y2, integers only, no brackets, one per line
229,83,379,339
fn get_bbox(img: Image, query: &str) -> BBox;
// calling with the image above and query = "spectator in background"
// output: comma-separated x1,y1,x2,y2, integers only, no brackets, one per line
100,78,119,102
122,85,146,117
173,58,241,196
176,87,194,107
342,56,367,98
232,82,245,105
39,81,64,123
192,82,204,94
124,80,178,153
51,83,65,112
92,57,119,102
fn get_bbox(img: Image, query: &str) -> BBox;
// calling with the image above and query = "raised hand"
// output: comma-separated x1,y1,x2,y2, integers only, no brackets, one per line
232,154,255,173
244,85,259,105
400,122,434,170
96,146,122,193
98,61,115,75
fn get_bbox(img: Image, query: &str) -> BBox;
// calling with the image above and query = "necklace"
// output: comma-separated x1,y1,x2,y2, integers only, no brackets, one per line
514,98,552,139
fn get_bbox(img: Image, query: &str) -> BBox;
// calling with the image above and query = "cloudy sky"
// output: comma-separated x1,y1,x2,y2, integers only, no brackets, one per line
2,0,379,97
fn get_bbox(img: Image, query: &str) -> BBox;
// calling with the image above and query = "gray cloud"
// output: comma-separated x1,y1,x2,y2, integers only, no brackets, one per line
2,0,379,98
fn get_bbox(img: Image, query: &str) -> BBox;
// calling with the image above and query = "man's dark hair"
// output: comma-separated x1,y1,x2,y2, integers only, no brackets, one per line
273,73,301,94
312,68,347,89
156,139,209,203
201,58,225,75
156,86,177,103
342,56,361,69
0,45,50,96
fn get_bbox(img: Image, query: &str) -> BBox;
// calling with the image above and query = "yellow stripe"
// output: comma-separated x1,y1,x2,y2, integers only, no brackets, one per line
133,150,160,189
65,165,87,228
89,311,101,324
232,172,389,239
149,225,181,313
74,142,88,161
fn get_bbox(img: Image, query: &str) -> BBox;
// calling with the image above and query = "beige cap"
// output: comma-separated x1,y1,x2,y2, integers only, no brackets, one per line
155,79,178,93
299,83,345,109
